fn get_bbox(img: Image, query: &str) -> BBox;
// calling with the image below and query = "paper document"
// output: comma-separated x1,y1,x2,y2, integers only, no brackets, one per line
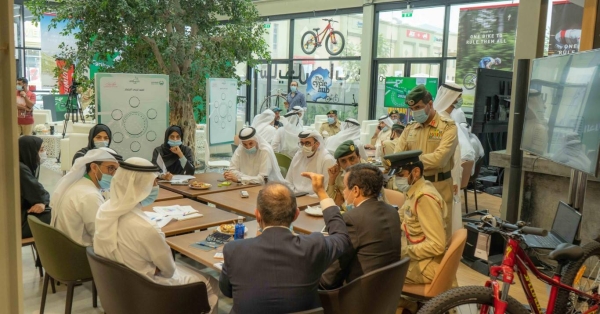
156,154,167,174
172,175,196,182
153,205,202,221
474,232,491,261
144,212,174,228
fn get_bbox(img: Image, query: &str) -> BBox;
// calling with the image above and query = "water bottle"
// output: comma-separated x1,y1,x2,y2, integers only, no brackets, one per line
234,216,245,240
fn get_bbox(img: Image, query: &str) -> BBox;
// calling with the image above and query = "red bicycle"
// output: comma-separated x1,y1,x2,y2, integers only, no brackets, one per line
418,216,600,314
301,18,345,56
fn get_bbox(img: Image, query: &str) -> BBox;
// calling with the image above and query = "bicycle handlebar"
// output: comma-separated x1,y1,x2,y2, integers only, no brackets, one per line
481,216,548,237
322,19,338,23
520,226,548,237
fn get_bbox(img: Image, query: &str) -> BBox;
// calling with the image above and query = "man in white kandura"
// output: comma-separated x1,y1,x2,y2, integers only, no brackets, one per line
94,157,217,310
365,115,394,149
272,110,304,158
225,127,286,185
251,109,277,145
325,118,368,161
286,131,336,194
50,147,121,246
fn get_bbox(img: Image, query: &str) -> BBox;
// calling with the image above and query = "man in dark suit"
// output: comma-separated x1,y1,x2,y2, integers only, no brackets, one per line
219,175,351,314
320,163,402,290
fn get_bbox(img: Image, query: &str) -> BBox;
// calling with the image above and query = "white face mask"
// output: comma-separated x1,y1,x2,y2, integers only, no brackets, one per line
302,145,314,157
395,176,410,193
343,187,356,209
39,151,48,164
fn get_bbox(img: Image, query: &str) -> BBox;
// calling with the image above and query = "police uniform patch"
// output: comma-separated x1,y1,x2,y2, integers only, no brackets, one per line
428,129,443,140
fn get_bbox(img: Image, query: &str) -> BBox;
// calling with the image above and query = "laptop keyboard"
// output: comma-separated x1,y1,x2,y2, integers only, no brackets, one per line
531,235,559,247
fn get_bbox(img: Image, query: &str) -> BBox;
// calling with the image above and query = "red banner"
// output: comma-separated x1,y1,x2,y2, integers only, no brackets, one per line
55,59,74,94
406,30,430,41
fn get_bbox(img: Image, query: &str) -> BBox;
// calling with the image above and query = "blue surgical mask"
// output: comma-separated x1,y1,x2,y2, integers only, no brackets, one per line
16,85,23,91
327,117,335,125
344,203,354,211
412,108,429,124
141,186,159,207
290,86,297,92
94,166,113,190
168,140,182,147
245,146,257,154
382,126,389,132
94,141,109,148
395,176,411,193
454,98,463,109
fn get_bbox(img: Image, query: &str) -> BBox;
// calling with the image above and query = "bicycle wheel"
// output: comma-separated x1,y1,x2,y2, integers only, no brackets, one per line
301,31,318,55
555,241,600,314
463,74,477,90
325,31,345,56
417,286,529,314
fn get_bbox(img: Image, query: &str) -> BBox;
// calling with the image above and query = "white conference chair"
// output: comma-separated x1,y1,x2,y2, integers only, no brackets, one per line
202,139,230,172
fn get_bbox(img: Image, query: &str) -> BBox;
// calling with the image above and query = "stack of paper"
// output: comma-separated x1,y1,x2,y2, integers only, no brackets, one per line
152,205,203,221
144,212,174,228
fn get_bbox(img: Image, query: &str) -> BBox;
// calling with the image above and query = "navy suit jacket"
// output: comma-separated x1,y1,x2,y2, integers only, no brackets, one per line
219,206,350,314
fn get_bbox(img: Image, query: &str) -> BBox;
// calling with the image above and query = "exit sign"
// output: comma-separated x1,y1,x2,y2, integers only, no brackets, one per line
263,23,271,29
402,10,413,18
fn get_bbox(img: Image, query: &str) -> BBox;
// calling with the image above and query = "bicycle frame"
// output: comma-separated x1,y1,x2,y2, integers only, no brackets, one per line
483,237,600,314
316,22,334,44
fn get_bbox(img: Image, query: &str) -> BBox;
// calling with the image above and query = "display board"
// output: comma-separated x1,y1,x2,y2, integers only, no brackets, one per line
96,73,169,160
522,49,600,177
384,77,438,108
207,78,237,146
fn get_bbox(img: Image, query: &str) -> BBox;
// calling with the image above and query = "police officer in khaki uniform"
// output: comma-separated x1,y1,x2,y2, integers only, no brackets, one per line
385,151,447,313
319,110,342,138
393,85,457,239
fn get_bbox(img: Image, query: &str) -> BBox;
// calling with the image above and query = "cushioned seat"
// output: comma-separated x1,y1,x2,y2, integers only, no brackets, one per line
548,243,584,263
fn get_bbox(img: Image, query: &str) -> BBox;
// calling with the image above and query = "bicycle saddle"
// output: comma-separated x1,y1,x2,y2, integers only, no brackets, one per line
548,243,584,262
313,28,320,32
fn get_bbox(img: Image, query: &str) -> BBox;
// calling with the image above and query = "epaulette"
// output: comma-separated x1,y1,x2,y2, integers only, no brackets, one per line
439,116,456,125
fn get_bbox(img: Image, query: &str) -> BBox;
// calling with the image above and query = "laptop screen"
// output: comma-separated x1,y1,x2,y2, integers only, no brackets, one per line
552,202,582,243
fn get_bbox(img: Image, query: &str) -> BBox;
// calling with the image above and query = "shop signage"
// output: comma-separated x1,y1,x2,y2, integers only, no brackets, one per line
406,30,430,41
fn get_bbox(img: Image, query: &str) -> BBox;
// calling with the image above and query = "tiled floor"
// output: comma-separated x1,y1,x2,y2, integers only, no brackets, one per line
25,161,533,313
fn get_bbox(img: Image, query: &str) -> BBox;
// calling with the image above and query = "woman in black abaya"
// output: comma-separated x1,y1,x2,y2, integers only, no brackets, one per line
19,136,51,238
152,126,195,180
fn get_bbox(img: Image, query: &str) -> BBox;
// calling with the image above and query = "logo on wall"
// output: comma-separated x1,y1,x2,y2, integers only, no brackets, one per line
306,67,332,101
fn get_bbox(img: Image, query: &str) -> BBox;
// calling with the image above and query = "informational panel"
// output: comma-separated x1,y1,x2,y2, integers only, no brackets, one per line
207,78,237,146
384,77,438,108
42,94,69,122
95,73,169,160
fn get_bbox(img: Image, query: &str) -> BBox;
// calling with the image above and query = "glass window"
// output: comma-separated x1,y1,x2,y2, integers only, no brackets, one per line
13,5,22,48
235,62,248,119
410,63,440,78
378,7,446,58
294,13,363,59
262,20,290,59
374,63,405,119
24,6,41,49
25,49,42,89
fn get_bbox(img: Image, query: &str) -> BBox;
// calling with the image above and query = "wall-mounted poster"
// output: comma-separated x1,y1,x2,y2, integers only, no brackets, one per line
455,3,519,109
207,78,238,146
96,73,169,160
548,1,583,56
384,77,438,108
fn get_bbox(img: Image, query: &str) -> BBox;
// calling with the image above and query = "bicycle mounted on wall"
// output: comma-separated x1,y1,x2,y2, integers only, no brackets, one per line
301,19,346,56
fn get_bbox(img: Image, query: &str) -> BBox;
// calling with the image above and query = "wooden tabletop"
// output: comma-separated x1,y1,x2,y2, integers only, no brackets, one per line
292,211,326,234
196,186,320,216
158,172,257,198
166,221,260,272
142,199,240,237
157,188,184,202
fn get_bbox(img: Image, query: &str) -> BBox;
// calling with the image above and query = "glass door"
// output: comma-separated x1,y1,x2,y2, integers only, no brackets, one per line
407,62,441,79
250,62,290,120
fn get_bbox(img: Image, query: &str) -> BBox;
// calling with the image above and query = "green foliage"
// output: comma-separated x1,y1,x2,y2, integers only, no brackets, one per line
27,0,270,132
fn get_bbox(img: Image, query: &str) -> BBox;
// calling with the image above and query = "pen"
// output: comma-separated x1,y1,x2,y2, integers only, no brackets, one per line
198,242,218,249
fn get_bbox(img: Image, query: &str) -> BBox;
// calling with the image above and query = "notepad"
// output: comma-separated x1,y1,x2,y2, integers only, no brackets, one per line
152,205,203,221
143,212,174,228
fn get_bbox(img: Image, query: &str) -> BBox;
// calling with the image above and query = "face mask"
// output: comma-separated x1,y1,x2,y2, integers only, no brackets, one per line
168,140,182,147
245,146,257,154
343,187,356,209
455,98,463,109
94,141,109,148
412,108,429,124
344,202,354,211
382,126,389,132
395,176,411,193
16,85,23,91
290,86,297,92
94,166,113,190
38,151,47,164
141,186,159,207
327,117,335,125
391,119,399,124
302,145,314,157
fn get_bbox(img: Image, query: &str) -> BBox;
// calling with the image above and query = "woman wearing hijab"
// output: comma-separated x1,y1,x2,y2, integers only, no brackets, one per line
93,157,217,309
251,109,277,145
19,136,51,238
271,110,304,158
225,127,286,185
151,126,195,181
72,124,113,165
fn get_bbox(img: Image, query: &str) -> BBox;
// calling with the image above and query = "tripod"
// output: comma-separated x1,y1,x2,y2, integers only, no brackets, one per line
57,83,85,164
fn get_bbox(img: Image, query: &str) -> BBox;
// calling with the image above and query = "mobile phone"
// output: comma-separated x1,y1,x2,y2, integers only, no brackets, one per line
240,190,249,198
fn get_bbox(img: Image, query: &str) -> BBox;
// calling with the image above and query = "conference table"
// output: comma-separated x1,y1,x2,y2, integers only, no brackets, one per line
142,198,240,237
195,186,321,216
158,172,257,198
157,188,184,202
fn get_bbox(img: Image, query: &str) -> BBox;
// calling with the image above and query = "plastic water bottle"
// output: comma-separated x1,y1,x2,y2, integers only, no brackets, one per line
234,216,245,240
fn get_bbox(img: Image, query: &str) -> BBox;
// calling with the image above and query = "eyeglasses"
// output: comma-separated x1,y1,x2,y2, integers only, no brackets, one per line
104,165,118,175
298,141,315,147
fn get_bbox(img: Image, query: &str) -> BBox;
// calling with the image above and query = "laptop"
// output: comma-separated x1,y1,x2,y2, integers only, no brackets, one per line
523,201,582,250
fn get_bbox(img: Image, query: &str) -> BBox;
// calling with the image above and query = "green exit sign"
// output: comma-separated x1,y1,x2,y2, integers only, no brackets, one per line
402,11,413,18
263,23,271,29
